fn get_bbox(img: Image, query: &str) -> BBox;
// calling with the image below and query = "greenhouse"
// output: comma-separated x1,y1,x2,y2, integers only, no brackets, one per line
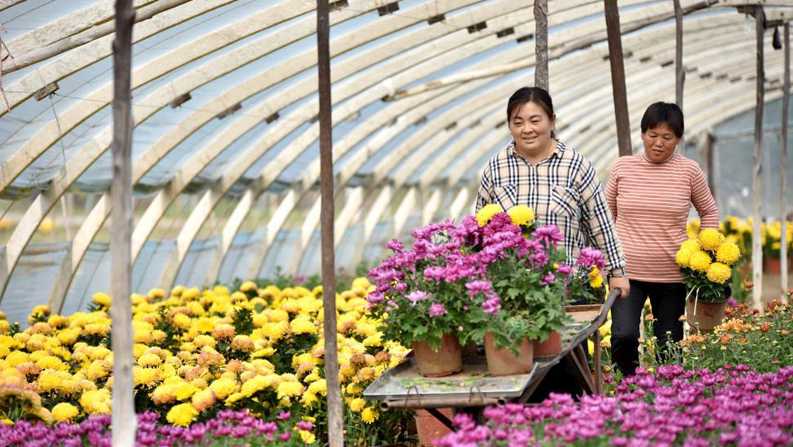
0,1,791,446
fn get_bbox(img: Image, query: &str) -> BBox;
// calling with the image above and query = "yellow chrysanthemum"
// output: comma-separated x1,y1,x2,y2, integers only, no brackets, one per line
475,203,503,226
687,219,701,239
698,228,724,251
361,407,379,424
688,251,712,272
675,248,692,268
680,239,701,253
507,205,535,227
588,267,604,289
299,430,316,444
51,402,79,422
79,389,111,414
166,403,198,426
715,241,741,265
349,397,366,413
276,380,304,401
210,378,239,400
92,292,112,308
706,262,732,284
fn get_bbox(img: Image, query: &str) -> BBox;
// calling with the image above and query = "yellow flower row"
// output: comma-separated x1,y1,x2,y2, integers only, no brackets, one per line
0,277,407,431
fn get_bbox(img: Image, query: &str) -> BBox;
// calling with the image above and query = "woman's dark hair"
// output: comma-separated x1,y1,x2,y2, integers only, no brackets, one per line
640,102,684,138
506,87,555,122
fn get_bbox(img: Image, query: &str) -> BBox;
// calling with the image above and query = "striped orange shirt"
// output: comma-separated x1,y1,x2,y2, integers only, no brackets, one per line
605,152,719,283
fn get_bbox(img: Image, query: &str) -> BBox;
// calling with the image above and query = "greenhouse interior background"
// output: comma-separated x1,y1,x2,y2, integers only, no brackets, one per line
0,0,791,326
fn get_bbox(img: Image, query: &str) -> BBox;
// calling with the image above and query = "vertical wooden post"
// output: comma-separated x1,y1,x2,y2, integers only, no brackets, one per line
752,6,766,312
781,22,790,302
674,0,685,111
534,0,549,91
317,1,344,445
110,0,136,446
604,0,632,156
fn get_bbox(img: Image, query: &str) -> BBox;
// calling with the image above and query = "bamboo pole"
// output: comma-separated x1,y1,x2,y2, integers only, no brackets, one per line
674,0,685,111
752,6,765,312
534,0,549,91
317,1,344,445
604,0,632,156
703,132,716,201
781,22,790,302
110,0,136,445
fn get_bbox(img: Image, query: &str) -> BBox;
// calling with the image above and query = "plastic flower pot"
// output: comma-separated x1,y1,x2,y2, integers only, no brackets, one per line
484,332,533,376
686,299,726,333
533,330,562,359
414,408,454,447
412,334,462,377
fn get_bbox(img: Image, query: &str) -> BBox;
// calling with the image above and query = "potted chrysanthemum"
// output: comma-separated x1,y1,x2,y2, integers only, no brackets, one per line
675,228,741,332
468,205,571,374
367,217,492,377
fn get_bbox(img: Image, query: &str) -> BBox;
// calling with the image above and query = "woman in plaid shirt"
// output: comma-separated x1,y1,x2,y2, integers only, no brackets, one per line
475,87,629,297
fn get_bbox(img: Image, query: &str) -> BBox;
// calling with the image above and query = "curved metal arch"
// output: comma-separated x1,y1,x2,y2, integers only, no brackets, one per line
47,0,534,304
207,0,697,282
0,0,327,193
0,0,229,115
157,0,634,286
3,0,361,303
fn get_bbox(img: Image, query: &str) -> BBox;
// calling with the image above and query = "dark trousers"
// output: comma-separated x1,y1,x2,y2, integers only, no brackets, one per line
610,279,686,377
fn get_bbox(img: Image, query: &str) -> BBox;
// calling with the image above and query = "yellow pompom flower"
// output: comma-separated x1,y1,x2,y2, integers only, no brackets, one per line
210,378,239,400
361,407,379,424
507,205,535,227
276,380,304,401
166,403,199,426
715,241,741,265
698,228,724,251
675,248,692,268
172,313,192,330
688,251,712,272
349,397,366,413
299,430,316,444
475,203,503,226
680,239,701,253
51,402,79,422
588,267,604,289
706,262,732,284
79,389,111,414
92,292,111,308
290,317,317,335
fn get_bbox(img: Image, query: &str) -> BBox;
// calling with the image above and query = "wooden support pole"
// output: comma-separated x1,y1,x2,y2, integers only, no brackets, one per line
674,0,685,111
781,22,790,302
534,0,549,91
110,0,136,446
317,1,344,445
604,0,632,156
752,6,766,311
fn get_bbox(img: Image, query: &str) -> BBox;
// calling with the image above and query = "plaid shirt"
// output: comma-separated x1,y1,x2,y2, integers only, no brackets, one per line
475,141,626,273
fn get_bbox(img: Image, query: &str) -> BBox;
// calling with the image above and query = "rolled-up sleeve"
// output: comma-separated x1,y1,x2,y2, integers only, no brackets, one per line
578,160,626,272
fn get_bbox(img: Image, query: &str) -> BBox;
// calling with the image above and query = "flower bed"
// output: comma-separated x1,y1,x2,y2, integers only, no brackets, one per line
436,364,793,446
0,278,413,445
681,300,793,373
0,409,310,447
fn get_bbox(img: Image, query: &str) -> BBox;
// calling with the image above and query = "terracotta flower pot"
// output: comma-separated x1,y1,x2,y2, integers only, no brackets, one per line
764,257,781,275
686,299,726,333
533,330,562,359
414,408,453,446
484,332,533,376
412,334,462,377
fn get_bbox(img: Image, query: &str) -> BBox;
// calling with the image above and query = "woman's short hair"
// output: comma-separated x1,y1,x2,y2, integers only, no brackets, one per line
506,87,555,123
640,102,684,138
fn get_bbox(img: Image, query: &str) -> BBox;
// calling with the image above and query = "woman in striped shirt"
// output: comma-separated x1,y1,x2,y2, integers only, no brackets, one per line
605,102,719,377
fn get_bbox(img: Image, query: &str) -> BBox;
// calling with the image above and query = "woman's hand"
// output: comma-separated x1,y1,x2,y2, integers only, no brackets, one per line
609,276,630,298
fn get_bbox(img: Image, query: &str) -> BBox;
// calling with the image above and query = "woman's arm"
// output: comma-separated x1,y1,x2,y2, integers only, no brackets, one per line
690,164,720,228
474,165,493,212
578,160,627,273
605,159,620,221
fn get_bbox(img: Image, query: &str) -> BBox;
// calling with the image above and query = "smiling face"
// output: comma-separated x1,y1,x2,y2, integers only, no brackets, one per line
642,122,679,163
508,101,555,159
